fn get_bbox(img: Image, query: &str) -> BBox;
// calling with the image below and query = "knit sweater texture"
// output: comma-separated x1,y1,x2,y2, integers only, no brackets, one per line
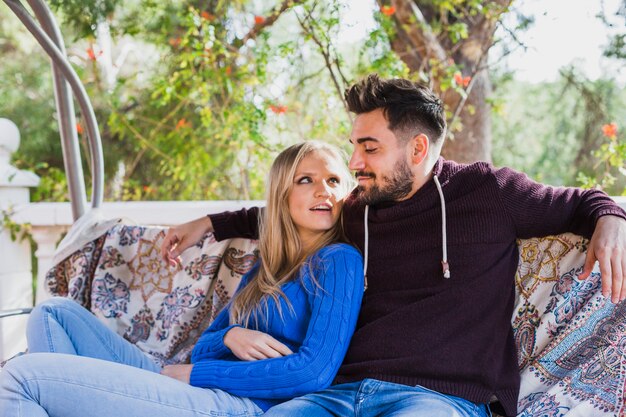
209,158,626,416
189,243,363,411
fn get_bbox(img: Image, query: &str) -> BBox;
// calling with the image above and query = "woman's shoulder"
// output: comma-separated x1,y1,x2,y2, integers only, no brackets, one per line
312,243,362,262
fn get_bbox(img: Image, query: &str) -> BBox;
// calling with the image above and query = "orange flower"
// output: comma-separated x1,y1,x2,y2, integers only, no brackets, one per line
380,5,396,16
200,11,215,21
454,72,471,88
86,47,96,61
254,15,266,24
602,122,618,138
76,122,83,135
169,37,181,47
269,105,287,114
176,118,191,129
225,66,232,75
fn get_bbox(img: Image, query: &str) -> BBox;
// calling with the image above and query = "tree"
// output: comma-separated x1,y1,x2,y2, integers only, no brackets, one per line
374,0,512,163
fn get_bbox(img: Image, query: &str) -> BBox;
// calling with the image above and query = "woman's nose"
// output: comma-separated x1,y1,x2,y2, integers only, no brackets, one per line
315,181,332,197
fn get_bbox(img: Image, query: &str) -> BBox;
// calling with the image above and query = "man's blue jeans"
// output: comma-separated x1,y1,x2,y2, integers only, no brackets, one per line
0,297,262,417
264,379,491,417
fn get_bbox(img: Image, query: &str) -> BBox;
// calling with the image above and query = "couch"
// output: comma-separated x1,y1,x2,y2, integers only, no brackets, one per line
41,223,626,416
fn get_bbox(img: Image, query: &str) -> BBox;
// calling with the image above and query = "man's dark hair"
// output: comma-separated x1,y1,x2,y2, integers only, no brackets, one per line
344,74,446,146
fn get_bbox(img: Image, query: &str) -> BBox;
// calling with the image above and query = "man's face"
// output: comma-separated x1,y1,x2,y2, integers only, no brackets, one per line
348,109,415,205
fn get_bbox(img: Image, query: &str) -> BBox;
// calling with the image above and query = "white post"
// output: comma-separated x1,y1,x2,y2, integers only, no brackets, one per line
0,118,40,361
31,226,65,304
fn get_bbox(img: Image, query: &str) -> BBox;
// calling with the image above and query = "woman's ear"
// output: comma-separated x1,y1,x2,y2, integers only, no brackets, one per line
410,133,429,165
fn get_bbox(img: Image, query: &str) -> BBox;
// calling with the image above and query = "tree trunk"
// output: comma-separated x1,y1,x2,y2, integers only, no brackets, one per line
384,0,509,163
441,60,493,163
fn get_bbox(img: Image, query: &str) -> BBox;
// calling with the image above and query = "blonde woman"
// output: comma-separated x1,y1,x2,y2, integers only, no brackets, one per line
0,141,364,417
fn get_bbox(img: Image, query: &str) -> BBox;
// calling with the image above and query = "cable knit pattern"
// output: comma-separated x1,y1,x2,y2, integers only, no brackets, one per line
209,158,626,417
189,243,364,411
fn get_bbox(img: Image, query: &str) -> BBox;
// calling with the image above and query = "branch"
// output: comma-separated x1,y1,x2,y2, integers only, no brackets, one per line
237,0,305,47
296,9,351,119
389,0,447,65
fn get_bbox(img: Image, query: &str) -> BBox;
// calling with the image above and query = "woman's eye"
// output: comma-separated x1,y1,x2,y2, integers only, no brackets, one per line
297,176,312,184
328,177,340,184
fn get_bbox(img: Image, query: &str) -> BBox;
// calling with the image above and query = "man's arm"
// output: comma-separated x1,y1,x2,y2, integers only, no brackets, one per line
493,166,626,303
160,207,261,266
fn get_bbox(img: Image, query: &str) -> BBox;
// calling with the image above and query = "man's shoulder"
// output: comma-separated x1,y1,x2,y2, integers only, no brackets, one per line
439,158,500,184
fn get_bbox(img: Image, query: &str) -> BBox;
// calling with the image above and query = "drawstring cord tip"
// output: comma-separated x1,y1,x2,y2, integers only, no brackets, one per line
442,261,450,279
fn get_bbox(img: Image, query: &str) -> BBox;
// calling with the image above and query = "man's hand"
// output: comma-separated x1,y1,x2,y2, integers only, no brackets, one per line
161,364,193,384
160,216,213,267
224,327,293,361
580,215,626,303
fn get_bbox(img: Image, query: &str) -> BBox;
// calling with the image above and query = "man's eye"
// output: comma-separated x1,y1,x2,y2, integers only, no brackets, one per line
297,176,312,184
365,148,377,153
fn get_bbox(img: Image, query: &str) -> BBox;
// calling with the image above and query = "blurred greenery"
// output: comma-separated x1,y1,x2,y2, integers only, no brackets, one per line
0,0,624,202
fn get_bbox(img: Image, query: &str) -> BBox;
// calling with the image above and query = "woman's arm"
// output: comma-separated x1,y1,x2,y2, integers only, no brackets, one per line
189,245,364,399
191,266,292,362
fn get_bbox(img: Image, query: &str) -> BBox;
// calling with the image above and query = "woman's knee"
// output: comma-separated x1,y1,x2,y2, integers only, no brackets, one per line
29,297,82,324
0,354,30,385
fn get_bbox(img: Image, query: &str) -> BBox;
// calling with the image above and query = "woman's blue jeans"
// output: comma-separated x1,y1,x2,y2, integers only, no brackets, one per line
264,378,491,417
0,297,262,417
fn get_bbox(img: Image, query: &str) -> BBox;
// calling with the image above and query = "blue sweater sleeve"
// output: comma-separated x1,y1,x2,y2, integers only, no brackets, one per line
189,244,364,399
190,269,256,361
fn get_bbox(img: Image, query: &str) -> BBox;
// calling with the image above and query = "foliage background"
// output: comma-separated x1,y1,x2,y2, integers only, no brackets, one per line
1,0,624,203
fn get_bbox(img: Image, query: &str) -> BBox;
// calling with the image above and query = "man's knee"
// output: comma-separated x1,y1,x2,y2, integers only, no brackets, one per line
265,399,335,417
385,395,484,417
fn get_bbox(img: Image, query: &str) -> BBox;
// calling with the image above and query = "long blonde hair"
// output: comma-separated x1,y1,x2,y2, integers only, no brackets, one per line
229,141,353,327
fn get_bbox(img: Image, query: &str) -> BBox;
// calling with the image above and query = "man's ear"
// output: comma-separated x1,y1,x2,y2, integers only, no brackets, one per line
409,133,429,165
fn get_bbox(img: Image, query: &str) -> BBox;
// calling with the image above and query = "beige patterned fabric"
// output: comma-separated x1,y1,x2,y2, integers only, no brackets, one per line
45,226,625,416
45,224,258,366
512,233,625,417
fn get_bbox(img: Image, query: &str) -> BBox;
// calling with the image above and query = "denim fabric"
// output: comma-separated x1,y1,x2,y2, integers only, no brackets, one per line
0,354,262,417
263,379,491,417
0,298,262,417
26,297,160,372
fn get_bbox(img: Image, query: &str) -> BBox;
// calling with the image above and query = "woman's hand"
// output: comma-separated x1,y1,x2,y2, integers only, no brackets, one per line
161,364,193,384
224,327,293,361
160,216,214,267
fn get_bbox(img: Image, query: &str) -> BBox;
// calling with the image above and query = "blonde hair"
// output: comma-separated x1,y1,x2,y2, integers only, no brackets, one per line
229,141,353,327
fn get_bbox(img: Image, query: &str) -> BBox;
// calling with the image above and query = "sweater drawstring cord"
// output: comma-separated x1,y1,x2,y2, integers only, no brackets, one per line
362,175,450,283
433,174,450,278
363,204,369,290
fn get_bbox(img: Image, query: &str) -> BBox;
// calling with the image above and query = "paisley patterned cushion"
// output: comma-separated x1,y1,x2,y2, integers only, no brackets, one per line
45,228,625,416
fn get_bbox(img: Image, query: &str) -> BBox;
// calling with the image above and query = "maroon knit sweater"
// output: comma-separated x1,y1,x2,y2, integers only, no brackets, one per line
209,158,626,416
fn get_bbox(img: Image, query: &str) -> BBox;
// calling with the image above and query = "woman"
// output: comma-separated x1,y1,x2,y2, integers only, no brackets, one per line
0,141,364,417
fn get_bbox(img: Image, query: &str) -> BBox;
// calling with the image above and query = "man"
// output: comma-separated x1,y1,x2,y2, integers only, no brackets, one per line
162,74,626,416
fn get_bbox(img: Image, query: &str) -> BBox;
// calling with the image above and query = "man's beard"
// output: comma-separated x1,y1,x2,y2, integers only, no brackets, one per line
355,158,414,205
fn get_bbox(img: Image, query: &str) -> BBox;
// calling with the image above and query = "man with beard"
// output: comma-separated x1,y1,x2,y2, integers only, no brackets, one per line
161,74,626,417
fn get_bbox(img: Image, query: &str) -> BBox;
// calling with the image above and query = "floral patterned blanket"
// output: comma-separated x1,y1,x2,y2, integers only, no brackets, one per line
44,225,624,417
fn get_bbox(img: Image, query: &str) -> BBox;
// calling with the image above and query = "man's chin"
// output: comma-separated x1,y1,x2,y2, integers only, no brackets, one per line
355,185,379,205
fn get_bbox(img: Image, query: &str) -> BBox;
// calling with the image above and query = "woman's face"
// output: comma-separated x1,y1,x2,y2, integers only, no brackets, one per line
288,150,348,248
